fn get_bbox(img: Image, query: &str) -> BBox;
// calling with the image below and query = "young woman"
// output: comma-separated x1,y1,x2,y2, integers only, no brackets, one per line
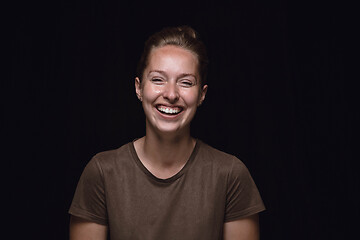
69,26,265,240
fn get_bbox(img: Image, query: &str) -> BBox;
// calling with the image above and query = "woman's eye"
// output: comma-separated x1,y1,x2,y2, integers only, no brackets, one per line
179,80,194,87
151,78,164,84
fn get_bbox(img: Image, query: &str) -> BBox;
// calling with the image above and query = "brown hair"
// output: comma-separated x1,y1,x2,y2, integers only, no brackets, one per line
136,26,209,86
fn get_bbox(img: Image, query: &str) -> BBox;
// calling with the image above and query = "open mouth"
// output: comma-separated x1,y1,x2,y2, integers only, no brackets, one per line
156,105,183,115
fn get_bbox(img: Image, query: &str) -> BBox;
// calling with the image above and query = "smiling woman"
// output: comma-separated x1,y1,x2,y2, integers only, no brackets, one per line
69,26,265,240
135,45,206,138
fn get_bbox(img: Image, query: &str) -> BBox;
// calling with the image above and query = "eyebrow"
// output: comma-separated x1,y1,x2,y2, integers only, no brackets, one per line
148,70,198,81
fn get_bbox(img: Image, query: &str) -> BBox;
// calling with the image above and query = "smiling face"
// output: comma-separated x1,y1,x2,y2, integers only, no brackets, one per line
135,45,207,136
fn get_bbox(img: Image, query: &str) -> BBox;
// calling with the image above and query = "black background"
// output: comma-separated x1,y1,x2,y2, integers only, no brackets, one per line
7,0,357,239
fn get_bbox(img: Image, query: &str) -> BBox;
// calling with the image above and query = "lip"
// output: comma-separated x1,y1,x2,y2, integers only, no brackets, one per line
155,104,184,119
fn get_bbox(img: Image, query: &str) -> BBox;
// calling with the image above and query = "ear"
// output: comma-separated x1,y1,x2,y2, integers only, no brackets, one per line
135,77,142,101
198,84,208,106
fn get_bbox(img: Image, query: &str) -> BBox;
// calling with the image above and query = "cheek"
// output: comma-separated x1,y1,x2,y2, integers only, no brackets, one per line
142,85,161,102
182,90,200,107
152,85,162,94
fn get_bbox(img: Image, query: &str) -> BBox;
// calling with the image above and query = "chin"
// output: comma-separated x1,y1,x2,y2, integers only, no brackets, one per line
155,124,186,134
147,120,190,136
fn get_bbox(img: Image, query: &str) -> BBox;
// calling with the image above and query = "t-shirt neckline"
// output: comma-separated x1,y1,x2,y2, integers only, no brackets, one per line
129,139,201,184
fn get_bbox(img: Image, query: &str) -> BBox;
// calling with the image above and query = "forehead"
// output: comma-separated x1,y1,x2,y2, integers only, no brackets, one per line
146,45,199,75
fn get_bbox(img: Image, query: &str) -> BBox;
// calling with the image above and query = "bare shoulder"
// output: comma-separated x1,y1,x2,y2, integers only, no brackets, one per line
223,214,260,240
69,216,108,240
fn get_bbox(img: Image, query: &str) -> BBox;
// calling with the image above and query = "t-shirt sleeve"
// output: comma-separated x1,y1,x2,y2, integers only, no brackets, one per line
224,157,265,222
68,157,108,225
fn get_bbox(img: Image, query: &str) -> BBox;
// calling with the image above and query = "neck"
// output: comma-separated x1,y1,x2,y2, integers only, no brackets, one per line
136,123,196,168
144,134,195,167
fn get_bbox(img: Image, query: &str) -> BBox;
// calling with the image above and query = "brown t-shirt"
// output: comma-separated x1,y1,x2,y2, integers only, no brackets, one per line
69,140,265,239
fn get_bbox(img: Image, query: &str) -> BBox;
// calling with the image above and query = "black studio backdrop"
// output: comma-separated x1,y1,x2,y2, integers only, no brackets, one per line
7,0,357,239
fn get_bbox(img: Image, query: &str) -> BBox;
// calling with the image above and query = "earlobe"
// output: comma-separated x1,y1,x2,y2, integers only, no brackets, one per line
198,84,208,106
135,77,142,101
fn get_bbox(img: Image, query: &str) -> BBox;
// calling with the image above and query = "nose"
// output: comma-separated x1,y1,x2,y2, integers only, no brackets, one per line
163,82,180,103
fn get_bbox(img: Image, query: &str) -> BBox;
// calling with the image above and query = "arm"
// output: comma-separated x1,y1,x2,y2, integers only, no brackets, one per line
69,216,108,240
223,214,260,240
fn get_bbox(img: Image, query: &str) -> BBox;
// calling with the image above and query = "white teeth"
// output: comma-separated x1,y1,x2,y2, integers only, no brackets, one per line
158,106,181,114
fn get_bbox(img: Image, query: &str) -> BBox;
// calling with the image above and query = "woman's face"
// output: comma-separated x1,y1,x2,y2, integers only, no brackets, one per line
135,45,207,136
